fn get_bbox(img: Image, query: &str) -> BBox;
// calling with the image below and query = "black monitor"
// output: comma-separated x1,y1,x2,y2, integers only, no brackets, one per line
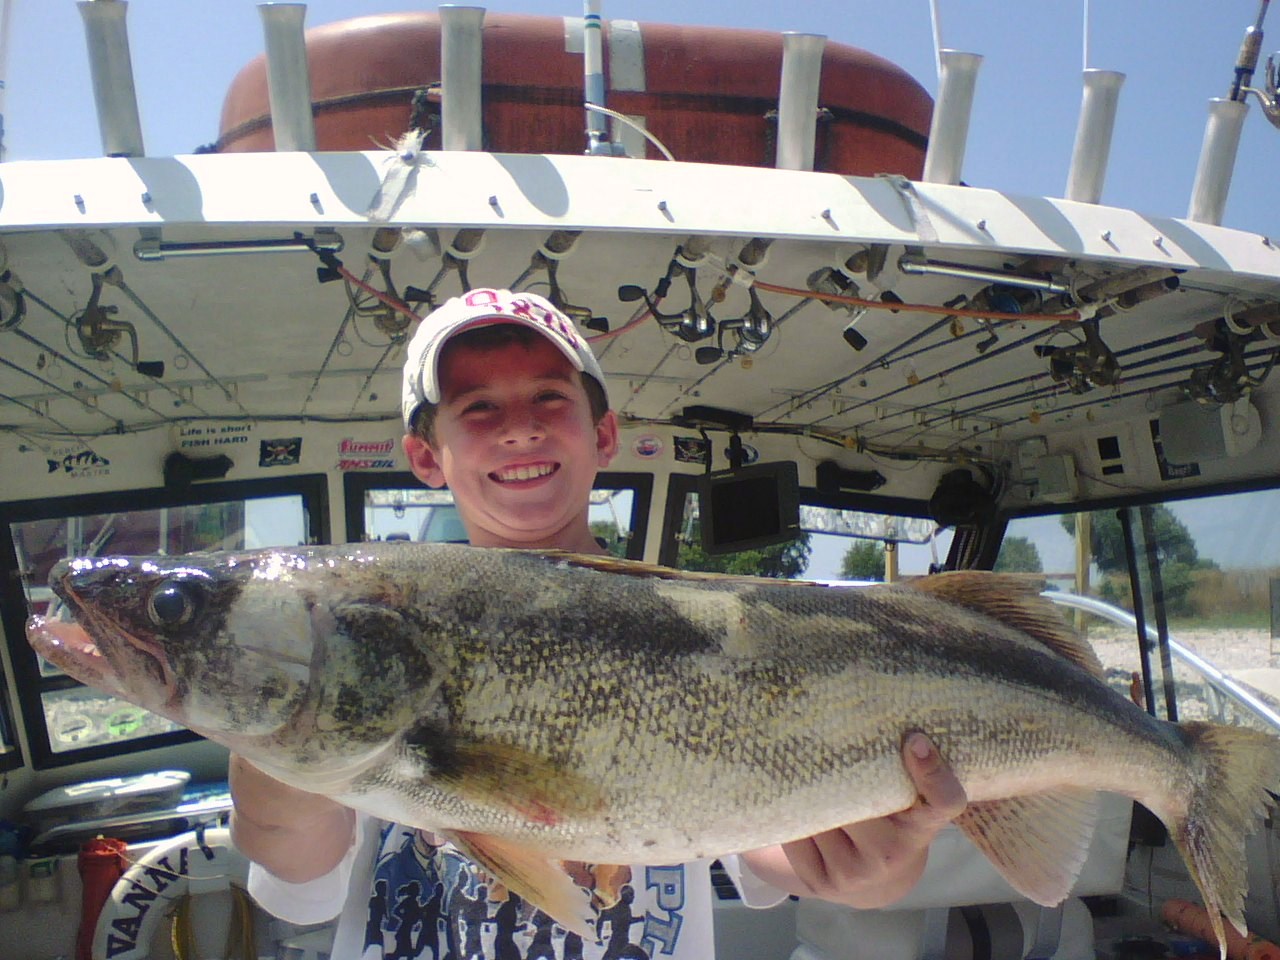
697,461,801,555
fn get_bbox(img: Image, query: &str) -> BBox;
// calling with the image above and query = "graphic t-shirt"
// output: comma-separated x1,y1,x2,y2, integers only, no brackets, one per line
249,814,767,960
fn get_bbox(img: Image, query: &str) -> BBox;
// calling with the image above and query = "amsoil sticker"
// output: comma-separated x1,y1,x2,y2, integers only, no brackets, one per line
338,438,397,471
46,446,111,479
260,437,302,467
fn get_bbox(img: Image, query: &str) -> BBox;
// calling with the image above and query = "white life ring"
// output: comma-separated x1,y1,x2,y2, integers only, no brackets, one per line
92,826,250,960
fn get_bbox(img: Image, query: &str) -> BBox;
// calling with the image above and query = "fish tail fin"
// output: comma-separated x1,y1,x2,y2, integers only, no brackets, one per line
1168,720,1280,956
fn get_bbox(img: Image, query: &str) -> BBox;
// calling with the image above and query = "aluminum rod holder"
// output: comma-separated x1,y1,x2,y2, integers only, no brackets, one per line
78,0,145,157
1188,97,1249,225
1065,69,1125,204
259,3,316,152
922,50,982,185
440,5,486,151
776,32,826,171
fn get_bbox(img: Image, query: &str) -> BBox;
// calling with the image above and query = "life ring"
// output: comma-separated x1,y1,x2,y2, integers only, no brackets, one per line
92,826,251,960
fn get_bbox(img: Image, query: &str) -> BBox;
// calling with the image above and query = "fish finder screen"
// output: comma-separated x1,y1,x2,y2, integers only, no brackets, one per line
698,461,801,555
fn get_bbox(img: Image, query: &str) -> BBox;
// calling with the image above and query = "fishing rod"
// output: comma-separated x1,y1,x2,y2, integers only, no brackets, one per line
858,331,1205,445
22,286,218,418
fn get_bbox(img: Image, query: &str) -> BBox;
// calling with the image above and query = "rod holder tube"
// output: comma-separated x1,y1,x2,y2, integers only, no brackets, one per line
258,4,316,152
898,255,1071,295
922,50,982,185
78,0,145,157
775,32,826,171
1188,97,1249,224
583,0,609,154
440,5,486,151
1065,69,1125,204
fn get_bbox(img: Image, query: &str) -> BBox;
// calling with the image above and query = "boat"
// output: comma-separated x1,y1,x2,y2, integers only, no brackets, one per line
1,1,1280,957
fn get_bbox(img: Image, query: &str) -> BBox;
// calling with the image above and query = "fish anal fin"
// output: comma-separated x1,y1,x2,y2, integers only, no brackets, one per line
446,830,597,939
414,733,607,827
903,572,1104,679
953,788,1099,906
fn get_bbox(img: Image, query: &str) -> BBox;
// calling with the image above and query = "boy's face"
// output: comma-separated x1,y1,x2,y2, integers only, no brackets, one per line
402,333,618,550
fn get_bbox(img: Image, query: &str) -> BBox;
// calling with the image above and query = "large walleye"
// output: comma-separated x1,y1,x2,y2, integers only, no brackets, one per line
26,542,1280,953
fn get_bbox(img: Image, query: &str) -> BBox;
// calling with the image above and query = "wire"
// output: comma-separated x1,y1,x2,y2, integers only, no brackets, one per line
583,103,677,160
751,279,1083,323
587,300,656,342
335,263,424,326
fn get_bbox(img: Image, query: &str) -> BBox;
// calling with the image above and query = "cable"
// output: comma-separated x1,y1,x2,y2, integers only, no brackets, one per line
584,103,677,160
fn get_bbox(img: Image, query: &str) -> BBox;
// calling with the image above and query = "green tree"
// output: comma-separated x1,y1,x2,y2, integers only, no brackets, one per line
840,540,885,581
590,521,629,559
993,535,1043,573
677,521,812,578
1060,507,1215,616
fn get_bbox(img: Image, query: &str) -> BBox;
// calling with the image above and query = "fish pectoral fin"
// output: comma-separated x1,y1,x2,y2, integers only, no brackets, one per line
954,788,1099,906
445,830,597,940
423,737,608,827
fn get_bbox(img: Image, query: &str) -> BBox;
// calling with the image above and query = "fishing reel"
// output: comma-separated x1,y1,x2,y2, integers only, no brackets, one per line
1185,318,1276,405
1034,319,1120,394
73,271,165,377
694,288,774,364
619,256,715,344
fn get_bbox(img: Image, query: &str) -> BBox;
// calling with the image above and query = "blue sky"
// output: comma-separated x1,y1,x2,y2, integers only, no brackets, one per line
5,0,1280,236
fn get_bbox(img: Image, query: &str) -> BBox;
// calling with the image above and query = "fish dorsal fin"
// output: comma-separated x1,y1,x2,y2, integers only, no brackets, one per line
527,550,813,587
446,830,599,940
953,789,1100,906
902,572,1104,679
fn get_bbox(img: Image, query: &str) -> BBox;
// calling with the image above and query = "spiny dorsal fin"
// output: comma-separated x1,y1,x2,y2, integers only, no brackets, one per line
902,571,1104,679
525,550,815,588
953,789,1100,906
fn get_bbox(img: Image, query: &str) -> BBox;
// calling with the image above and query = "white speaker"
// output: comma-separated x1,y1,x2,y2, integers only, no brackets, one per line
1159,398,1261,463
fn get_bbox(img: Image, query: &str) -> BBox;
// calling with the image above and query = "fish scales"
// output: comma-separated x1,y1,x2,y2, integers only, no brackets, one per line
27,541,1280,955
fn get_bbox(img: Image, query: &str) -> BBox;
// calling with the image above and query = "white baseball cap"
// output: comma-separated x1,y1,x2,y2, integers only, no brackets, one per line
401,288,608,430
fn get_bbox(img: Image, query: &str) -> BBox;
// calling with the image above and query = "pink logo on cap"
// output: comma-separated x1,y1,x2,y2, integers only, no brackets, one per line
461,290,584,351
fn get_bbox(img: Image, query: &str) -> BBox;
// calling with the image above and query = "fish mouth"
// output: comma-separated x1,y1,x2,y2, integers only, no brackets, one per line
491,461,559,484
26,615,125,696
36,578,179,712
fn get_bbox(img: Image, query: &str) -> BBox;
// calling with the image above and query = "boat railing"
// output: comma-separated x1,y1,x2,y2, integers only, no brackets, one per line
1046,590,1280,736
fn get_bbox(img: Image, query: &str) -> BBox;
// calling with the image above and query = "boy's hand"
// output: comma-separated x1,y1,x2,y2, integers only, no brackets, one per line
739,733,967,908
229,754,357,884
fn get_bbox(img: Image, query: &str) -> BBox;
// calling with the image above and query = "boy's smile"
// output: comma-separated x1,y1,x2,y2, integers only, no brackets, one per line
403,333,617,551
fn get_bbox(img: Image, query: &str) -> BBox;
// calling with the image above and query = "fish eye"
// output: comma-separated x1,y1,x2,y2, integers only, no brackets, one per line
146,579,201,628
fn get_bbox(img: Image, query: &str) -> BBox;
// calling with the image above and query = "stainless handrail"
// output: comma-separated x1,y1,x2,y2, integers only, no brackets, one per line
1047,591,1280,733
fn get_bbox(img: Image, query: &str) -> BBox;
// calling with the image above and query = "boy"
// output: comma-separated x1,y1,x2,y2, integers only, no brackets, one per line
230,288,966,959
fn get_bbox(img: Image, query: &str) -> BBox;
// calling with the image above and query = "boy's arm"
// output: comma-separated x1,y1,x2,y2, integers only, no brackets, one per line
737,733,967,908
228,754,357,883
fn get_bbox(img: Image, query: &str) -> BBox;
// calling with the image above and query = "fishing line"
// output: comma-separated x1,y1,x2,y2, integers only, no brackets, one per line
872,340,1211,448
113,277,253,418
22,286,216,418
7,327,159,414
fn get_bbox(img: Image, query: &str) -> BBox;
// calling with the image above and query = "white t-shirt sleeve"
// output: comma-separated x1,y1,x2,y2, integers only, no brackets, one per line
718,853,791,909
246,812,369,924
